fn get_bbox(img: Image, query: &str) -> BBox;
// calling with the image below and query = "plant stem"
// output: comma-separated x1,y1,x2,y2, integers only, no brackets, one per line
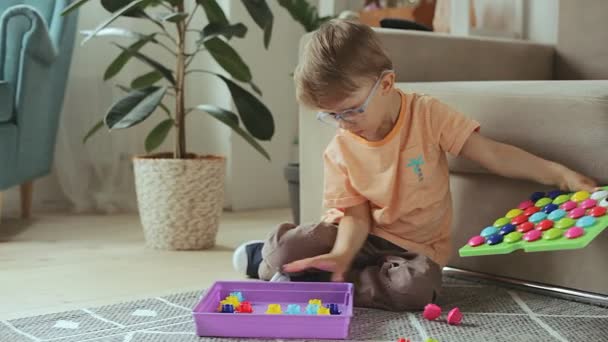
174,2,187,159
185,4,199,30
159,30,178,46
156,40,177,56
186,68,212,75
185,47,206,68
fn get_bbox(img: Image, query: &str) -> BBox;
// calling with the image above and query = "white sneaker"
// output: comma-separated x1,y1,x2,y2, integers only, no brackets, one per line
270,272,291,282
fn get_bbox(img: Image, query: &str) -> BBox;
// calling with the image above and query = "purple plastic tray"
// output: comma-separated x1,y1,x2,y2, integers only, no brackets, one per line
192,281,354,339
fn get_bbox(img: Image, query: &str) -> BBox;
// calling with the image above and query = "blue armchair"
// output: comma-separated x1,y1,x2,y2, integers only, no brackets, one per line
0,0,77,220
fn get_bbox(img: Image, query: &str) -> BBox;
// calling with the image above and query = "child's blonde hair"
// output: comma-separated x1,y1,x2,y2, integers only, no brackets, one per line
294,19,393,109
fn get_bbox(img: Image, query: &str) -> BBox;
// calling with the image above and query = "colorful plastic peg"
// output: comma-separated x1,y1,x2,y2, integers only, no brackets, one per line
306,303,319,315
236,301,253,313
326,303,341,315
317,307,330,315
308,299,322,306
423,304,442,320
220,304,234,313
229,292,244,302
285,304,301,315
447,307,463,325
224,295,241,307
266,304,282,314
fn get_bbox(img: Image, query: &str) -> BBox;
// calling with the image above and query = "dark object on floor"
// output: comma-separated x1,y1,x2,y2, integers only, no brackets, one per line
245,242,264,279
289,271,333,282
380,18,432,31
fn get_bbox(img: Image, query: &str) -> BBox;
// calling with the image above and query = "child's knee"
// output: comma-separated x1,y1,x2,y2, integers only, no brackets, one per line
261,222,337,272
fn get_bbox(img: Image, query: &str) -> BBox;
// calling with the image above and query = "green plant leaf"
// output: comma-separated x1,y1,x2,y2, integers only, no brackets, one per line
145,119,174,152
142,12,166,29
116,85,171,120
196,104,270,160
101,0,136,11
80,27,145,42
115,43,176,85
203,37,251,82
249,81,262,96
278,0,325,32
100,0,149,17
200,22,247,41
166,0,183,6
160,12,188,22
105,86,167,129
198,0,229,25
185,70,273,139
62,0,91,16
83,0,149,45
83,119,105,143
217,74,273,140
159,102,172,117
104,35,155,81
116,84,132,93
198,104,239,126
241,0,273,49
131,71,164,89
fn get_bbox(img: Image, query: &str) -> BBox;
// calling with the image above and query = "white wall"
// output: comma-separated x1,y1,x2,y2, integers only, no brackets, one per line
523,0,558,44
467,0,558,43
227,1,306,211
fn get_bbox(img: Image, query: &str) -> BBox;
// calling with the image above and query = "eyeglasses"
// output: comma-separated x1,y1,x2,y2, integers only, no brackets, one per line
316,69,394,127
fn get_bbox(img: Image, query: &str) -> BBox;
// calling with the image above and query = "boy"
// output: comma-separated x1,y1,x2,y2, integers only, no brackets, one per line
233,20,597,311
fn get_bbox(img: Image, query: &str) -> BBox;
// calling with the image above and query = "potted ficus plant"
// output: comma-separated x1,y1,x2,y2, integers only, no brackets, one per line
62,0,275,250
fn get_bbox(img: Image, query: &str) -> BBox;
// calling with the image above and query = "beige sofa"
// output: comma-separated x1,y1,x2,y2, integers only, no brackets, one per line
299,6,608,297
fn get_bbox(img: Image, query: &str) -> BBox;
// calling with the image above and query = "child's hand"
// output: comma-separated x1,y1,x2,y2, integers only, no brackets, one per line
557,168,597,192
283,253,352,282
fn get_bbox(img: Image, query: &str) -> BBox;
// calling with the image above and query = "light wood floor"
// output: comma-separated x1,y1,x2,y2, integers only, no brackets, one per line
0,208,290,320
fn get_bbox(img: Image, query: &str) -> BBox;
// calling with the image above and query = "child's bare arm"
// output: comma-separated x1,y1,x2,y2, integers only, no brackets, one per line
331,201,372,264
283,201,371,281
460,132,597,192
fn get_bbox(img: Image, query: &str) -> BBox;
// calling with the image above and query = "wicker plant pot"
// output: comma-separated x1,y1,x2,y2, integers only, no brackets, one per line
133,153,226,250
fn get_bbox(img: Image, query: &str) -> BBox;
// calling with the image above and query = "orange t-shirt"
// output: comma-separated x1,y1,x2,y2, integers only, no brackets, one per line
322,90,480,266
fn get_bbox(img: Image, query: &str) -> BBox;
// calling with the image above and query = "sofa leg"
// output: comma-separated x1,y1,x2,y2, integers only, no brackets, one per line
20,181,33,219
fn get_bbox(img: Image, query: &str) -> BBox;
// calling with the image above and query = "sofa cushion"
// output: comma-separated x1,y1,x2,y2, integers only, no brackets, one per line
399,80,608,184
0,81,13,123
298,29,555,83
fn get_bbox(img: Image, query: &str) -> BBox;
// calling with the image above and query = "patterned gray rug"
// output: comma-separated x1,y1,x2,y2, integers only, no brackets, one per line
1,276,606,342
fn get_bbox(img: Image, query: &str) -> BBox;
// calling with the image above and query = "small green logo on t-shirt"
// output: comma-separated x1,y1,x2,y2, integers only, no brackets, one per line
406,155,425,182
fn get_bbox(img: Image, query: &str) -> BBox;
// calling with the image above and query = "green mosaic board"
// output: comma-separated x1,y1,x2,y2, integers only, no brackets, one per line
459,186,608,257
